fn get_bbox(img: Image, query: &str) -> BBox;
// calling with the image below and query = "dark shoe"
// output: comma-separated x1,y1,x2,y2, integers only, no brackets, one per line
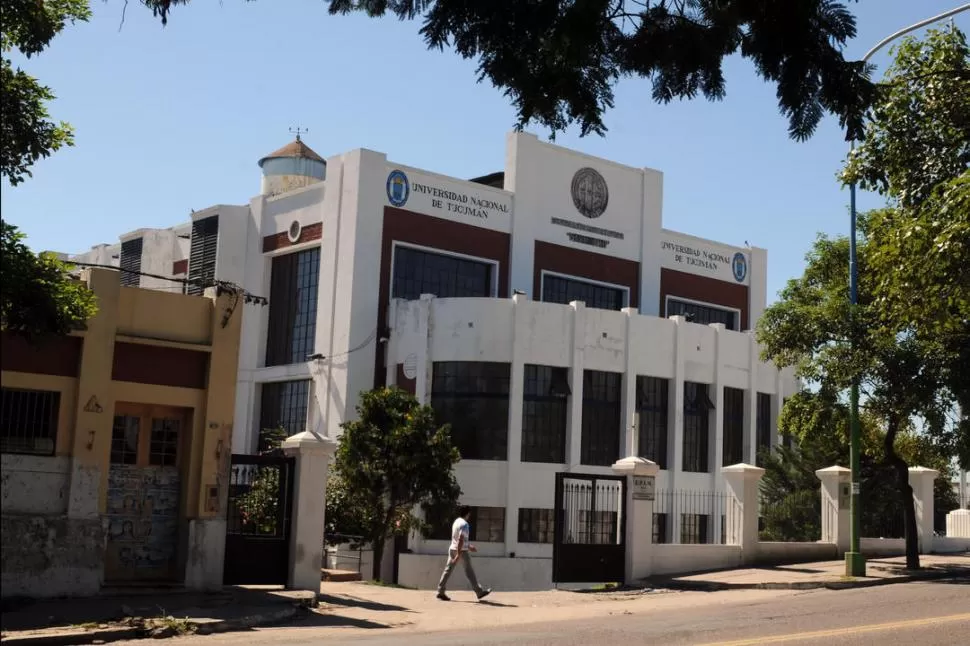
436,592,450,601
476,587,492,600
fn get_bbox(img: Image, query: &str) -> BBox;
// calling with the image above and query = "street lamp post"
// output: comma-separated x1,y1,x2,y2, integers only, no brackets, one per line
844,3,970,578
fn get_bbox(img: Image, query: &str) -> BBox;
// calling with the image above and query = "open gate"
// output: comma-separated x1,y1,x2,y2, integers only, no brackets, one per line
553,472,626,584
223,454,295,585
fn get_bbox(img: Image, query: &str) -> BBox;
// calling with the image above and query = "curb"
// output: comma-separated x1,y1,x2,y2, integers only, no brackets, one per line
645,567,970,592
0,606,304,646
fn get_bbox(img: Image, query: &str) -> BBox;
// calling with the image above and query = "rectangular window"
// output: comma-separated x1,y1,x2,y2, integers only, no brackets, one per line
259,380,311,452
756,392,772,465
542,274,624,311
517,508,555,544
636,376,669,469
581,370,622,466
722,387,745,467
470,506,505,543
149,418,181,467
110,415,140,465
265,248,321,366
683,382,713,473
521,365,569,463
119,238,142,287
666,298,738,330
392,245,493,301
431,362,510,461
187,215,219,296
1,388,60,456
681,513,710,544
578,510,619,545
653,513,668,545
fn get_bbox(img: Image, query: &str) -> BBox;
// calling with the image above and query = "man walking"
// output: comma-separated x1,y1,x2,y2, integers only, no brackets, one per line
437,506,491,601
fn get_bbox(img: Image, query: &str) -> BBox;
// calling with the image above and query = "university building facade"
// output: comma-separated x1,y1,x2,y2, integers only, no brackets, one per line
70,131,797,582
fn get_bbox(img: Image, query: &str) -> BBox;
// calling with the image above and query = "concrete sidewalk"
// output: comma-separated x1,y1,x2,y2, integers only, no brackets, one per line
644,553,970,590
0,587,315,646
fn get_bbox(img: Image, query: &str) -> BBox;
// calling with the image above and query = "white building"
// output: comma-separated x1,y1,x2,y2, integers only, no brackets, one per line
71,131,798,585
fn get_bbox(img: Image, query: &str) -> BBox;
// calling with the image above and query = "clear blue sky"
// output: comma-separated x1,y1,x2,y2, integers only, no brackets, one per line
3,1,967,304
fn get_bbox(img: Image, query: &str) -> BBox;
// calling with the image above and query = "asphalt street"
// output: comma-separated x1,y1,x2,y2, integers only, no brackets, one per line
131,577,969,645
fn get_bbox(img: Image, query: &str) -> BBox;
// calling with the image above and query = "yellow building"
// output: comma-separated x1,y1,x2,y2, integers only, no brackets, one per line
1,268,242,597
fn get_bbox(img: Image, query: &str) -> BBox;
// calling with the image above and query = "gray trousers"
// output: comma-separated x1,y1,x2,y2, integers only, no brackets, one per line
437,549,482,593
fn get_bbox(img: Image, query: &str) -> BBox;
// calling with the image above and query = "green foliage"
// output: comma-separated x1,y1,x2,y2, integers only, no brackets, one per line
1,221,98,339
145,0,876,141
1,0,91,185
233,426,286,534
328,387,461,580
841,27,970,208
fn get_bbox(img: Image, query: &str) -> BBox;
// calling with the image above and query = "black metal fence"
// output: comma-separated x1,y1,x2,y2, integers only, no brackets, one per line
324,533,366,574
758,489,822,542
653,490,736,545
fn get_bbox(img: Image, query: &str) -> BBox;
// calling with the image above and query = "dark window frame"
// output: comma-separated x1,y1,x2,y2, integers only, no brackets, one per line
722,387,745,467
683,382,714,473
756,392,772,465
666,297,739,331
517,508,555,544
521,365,570,463
119,237,143,287
469,506,506,543
541,272,626,311
265,247,321,367
187,215,219,296
0,388,60,456
653,512,669,545
581,370,622,466
681,513,711,544
258,380,311,452
431,362,510,461
636,376,669,469
391,243,495,301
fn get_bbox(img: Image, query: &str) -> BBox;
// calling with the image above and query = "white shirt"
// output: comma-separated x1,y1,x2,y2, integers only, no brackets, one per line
450,517,470,551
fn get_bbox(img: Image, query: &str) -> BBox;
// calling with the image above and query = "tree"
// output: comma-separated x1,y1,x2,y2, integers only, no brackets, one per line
328,387,461,581
145,0,876,141
757,231,955,568
1,0,90,185
1,221,98,339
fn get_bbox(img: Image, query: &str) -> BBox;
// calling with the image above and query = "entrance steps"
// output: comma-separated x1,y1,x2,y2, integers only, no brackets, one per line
321,568,362,582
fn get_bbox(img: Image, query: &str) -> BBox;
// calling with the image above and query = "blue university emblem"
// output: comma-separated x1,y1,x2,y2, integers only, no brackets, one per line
732,252,748,283
386,170,409,207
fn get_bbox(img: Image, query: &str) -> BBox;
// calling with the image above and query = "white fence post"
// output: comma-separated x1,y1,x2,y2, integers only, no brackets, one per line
908,466,938,554
612,456,660,582
722,463,764,563
816,466,852,555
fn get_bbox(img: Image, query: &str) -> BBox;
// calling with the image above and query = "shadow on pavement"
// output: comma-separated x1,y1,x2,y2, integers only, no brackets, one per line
285,611,397,630
317,592,413,613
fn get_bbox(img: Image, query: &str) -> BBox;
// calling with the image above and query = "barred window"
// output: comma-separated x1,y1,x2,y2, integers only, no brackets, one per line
683,382,714,473
636,376,668,469
521,365,570,463
259,380,311,452
581,370,622,466
265,248,320,366
470,507,505,542
681,513,710,544
666,298,738,330
431,362,510,461
756,392,772,465
1,388,60,455
518,508,555,544
578,510,619,545
722,387,745,467
542,274,625,311
392,245,493,300
119,238,142,287
149,418,181,467
111,415,140,465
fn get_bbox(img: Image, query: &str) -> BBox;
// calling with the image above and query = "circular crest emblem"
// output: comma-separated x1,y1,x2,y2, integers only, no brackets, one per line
386,169,410,207
570,167,609,219
732,252,748,283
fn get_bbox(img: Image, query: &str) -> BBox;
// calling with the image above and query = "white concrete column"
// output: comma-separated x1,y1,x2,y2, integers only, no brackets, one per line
668,315,686,542
908,466,938,554
566,301,587,467
612,456,660,582
621,307,638,458
946,508,970,538
722,463,764,562
504,294,529,552
283,430,338,592
816,466,851,555
414,294,435,405
710,324,726,507
384,298,399,387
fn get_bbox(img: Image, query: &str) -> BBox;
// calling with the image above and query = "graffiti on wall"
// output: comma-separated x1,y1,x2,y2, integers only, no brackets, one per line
105,465,180,580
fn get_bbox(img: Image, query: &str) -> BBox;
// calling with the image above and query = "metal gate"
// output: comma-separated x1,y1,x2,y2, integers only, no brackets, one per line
553,473,626,584
223,454,295,585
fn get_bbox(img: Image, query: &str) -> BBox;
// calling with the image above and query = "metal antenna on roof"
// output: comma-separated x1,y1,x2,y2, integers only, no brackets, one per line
289,126,308,142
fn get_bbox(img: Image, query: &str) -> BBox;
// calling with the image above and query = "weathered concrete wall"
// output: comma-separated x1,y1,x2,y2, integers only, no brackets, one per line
1,455,70,516
184,518,227,591
0,515,105,598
